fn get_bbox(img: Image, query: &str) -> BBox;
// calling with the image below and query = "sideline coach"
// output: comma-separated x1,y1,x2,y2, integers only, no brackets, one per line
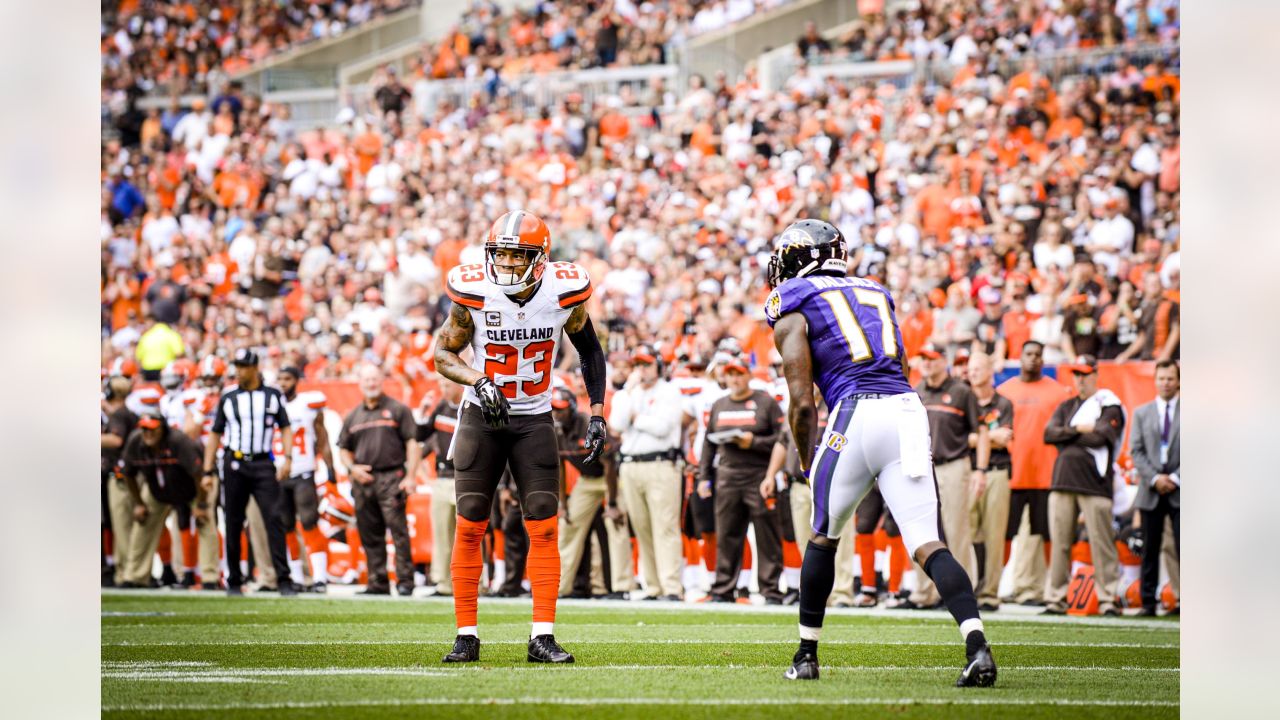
202,348,296,596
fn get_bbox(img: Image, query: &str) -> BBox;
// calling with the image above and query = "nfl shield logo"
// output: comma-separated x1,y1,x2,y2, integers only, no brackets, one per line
517,311,526,321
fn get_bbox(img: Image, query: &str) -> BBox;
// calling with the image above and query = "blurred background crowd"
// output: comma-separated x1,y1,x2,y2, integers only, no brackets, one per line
100,0,1180,611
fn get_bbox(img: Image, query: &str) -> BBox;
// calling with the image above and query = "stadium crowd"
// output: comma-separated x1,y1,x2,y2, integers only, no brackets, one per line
102,0,415,101
799,0,1180,65
101,0,1179,613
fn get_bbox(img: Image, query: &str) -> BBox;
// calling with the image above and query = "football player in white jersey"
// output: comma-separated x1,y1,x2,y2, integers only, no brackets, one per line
435,210,608,665
275,367,335,592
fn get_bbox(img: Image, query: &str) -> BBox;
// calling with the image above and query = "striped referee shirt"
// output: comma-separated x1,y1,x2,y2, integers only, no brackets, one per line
211,384,290,456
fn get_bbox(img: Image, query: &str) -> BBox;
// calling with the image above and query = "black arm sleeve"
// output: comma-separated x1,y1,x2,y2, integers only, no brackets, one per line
568,316,607,408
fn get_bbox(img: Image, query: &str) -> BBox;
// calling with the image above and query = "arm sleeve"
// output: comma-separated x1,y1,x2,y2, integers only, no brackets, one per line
1042,401,1079,445
699,404,719,485
1128,408,1158,482
749,396,782,452
210,394,227,435
337,415,354,451
274,392,290,428
417,407,437,443
1076,406,1124,448
398,405,416,442
568,317,606,408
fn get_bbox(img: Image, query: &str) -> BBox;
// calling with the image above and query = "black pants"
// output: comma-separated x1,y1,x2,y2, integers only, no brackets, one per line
279,472,320,530
353,468,414,591
1006,489,1050,540
1140,496,1180,608
452,406,560,522
222,458,290,589
711,480,784,601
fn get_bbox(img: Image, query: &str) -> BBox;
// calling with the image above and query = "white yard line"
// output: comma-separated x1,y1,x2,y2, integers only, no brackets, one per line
100,590,1179,630
104,638,1176,648
102,697,1179,711
101,662,1178,676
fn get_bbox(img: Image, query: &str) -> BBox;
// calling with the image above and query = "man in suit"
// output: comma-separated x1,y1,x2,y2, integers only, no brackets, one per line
1129,360,1180,616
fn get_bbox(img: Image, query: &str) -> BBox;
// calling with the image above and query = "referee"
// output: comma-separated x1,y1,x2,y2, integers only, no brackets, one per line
202,348,297,596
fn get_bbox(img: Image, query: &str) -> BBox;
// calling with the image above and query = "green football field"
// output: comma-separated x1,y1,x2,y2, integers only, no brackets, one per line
102,590,1178,719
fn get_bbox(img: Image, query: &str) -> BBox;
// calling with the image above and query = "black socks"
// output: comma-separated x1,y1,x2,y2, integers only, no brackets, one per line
923,549,982,629
799,541,838,631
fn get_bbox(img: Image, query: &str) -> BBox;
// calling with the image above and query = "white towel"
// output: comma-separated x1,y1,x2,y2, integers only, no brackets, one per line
898,394,933,479
1068,389,1127,482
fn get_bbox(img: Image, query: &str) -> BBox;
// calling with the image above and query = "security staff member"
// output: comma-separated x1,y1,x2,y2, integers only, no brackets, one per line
698,354,786,604
553,387,630,598
609,344,685,600
966,353,1015,611
903,345,990,609
202,348,297,596
102,375,138,586
119,411,215,587
338,363,422,596
417,380,463,596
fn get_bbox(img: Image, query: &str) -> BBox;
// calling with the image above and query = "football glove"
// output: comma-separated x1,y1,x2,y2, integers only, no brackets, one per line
583,415,608,465
473,376,510,428
1126,527,1145,556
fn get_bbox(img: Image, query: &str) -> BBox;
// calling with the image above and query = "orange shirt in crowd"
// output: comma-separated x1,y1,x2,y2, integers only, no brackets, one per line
203,251,238,300
434,237,465,277
1001,310,1039,360
598,112,630,142
354,131,383,176
899,307,933,360
211,169,260,209
110,277,142,332
915,183,958,239
998,375,1074,490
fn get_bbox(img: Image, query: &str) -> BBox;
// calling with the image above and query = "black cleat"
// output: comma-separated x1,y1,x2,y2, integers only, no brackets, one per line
279,582,299,597
527,634,575,663
159,566,179,587
955,643,997,687
179,570,198,588
310,582,328,594
442,635,480,663
784,647,820,680
201,581,221,591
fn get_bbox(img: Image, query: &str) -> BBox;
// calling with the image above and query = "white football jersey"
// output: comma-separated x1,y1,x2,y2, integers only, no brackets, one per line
446,260,592,415
274,390,327,475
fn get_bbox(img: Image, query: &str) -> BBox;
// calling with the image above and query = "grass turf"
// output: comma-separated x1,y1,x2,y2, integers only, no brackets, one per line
102,592,1179,719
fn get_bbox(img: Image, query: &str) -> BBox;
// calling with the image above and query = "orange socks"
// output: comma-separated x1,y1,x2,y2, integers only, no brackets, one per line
1003,540,1013,568
158,529,172,564
451,516,489,631
856,533,877,593
887,535,907,594
700,532,717,571
524,517,560,626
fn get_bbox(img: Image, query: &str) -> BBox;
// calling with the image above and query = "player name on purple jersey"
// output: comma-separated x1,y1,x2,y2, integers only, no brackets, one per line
765,275,912,405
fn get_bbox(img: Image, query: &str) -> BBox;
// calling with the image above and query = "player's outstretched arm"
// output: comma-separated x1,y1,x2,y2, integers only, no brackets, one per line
774,313,818,474
435,303,483,387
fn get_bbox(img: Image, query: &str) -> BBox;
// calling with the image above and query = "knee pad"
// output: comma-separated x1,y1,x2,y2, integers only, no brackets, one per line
522,491,558,521
456,494,491,523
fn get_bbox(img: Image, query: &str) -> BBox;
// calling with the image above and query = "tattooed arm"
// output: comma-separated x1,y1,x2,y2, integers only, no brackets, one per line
774,312,818,474
434,303,484,386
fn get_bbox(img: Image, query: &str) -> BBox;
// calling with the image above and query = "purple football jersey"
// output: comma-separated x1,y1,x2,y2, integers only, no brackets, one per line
765,275,912,404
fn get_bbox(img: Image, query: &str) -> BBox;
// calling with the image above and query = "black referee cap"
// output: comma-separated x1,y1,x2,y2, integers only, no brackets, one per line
233,348,260,366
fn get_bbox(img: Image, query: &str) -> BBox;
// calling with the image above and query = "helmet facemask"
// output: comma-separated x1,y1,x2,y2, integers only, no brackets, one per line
486,242,546,295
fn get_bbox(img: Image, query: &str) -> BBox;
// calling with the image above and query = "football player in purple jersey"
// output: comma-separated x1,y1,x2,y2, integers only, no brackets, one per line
765,219,996,687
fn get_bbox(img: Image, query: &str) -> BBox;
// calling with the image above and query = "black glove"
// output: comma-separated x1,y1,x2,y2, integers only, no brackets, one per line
583,415,607,465
473,377,510,428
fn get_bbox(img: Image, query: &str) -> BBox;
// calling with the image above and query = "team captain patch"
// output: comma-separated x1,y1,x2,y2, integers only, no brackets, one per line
486,312,502,327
